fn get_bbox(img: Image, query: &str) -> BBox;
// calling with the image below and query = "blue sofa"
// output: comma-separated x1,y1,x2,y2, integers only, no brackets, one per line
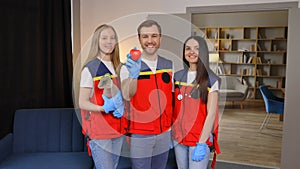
0,108,93,169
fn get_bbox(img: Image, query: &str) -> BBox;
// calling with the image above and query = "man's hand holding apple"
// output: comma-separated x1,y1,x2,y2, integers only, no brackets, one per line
126,47,142,79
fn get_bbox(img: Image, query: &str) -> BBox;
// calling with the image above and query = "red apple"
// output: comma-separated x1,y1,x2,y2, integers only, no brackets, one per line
130,48,141,61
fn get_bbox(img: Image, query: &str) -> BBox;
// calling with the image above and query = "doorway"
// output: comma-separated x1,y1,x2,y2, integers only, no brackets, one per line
186,2,298,167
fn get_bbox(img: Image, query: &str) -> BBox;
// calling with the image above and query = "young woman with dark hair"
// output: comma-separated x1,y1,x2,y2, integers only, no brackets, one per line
172,36,221,169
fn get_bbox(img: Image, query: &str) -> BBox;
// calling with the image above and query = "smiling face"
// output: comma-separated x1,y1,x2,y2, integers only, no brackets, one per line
138,25,162,56
184,38,199,64
98,27,116,55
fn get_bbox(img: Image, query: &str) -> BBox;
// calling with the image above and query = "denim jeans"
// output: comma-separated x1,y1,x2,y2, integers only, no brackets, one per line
173,141,210,169
89,136,124,169
130,131,171,169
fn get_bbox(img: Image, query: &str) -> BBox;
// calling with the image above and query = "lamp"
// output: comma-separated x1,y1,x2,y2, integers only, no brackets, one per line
209,53,220,74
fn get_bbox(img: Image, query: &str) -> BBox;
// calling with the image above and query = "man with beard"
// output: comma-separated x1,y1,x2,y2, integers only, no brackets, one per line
120,20,173,169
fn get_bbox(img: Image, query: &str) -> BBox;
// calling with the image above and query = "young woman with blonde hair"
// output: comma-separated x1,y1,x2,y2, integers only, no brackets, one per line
79,24,127,169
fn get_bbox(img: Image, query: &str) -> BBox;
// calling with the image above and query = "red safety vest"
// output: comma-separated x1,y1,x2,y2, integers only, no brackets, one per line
127,56,173,135
81,59,127,142
172,69,220,168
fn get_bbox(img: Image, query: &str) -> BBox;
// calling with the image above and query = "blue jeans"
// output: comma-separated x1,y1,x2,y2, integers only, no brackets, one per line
173,141,210,169
130,131,171,169
89,136,124,169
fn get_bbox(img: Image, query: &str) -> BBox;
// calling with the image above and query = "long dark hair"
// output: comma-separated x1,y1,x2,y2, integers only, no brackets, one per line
182,36,211,103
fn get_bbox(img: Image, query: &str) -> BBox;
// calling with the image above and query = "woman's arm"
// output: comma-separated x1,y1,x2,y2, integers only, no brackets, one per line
198,91,218,143
79,87,104,112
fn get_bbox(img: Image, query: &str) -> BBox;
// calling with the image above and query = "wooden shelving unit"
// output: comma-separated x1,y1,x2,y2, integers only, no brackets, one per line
193,26,287,100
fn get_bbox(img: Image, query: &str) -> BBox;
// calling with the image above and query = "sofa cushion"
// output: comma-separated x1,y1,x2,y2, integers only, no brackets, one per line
0,152,93,169
13,108,84,153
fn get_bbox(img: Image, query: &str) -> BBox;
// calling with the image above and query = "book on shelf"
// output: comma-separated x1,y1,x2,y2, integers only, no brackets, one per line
247,56,253,63
252,67,256,75
250,44,255,52
256,69,262,76
258,57,262,63
214,31,218,39
238,55,243,63
249,68,253,75
237,55,248,63
252,56,256,63
240,68,252,76
243,55,247,63
251,56,261,64
246,68,251,75
256,57,262,64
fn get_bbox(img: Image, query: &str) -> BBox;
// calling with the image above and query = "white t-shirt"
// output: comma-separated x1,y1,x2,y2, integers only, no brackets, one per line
187,70,219,93
80,58,116,88
120,58,158,82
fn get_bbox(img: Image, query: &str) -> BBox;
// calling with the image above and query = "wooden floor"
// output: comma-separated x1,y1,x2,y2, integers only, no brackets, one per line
213,101,283,168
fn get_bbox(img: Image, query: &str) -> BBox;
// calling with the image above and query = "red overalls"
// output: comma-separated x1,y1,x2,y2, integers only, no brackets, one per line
127,56,173,135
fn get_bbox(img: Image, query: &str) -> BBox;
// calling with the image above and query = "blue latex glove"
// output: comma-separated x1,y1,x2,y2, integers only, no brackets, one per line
101,94,116,113
125,53,141,79
111,91,124,118
192,143,208,162
113,103,124,118
111,91,123,108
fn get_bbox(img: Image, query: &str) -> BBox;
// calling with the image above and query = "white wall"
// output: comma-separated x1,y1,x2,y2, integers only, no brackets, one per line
74,0,299,66
79,0,298,49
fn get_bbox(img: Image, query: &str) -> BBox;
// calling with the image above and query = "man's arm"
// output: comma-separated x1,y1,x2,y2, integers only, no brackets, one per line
120,57,141,101
121,77,138,101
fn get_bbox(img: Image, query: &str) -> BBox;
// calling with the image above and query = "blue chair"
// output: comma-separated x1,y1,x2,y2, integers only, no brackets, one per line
259,85,284,131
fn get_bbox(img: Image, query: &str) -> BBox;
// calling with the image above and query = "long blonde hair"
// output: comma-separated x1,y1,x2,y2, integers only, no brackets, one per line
84,24,121,72
73,24,121,109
